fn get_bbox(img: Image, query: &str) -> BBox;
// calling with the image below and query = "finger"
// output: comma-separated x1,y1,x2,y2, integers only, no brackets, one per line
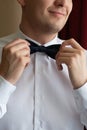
59,47,77,53
57,64,63,71
6,48,30,62
8,42,29,53
5,39,29,48
61,38,84,50
56,57,71,69
4,42,30,57
20,56,31,66
15,49,30,58
56,48,76,58
57,48,85,60
57,52,76,57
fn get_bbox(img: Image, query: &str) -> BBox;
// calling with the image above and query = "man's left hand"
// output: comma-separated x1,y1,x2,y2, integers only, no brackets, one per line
56,38,87,89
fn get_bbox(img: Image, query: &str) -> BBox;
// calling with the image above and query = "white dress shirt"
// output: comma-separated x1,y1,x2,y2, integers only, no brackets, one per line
0,30,87,130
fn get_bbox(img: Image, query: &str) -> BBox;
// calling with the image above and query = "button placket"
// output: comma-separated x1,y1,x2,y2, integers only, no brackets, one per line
34,53,43,130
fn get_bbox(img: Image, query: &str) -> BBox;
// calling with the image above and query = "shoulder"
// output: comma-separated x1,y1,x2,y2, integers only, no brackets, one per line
0,32,20,47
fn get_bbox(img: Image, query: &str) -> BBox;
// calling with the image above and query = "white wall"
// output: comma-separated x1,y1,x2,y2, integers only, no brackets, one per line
0,0,21,37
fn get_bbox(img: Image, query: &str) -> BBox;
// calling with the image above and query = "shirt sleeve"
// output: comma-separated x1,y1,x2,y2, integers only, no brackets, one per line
0,75,16,118
74,82,87,128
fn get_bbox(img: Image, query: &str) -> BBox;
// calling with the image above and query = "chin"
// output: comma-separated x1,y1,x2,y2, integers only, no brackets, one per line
46,23,64,34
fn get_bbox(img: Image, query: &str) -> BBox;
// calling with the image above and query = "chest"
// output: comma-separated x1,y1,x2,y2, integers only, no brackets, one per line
0,53,83,130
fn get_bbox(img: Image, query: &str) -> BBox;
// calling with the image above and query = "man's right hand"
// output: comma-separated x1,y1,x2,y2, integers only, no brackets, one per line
0,39,30,85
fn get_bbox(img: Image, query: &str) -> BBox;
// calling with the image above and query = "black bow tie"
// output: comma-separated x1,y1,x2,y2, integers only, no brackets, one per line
26,39,61,59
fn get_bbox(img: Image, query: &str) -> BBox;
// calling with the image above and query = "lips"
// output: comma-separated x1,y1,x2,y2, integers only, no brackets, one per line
48,7,67,17
49,10,66,16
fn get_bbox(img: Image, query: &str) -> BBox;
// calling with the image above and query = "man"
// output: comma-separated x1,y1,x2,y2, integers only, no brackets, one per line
0,0,87,129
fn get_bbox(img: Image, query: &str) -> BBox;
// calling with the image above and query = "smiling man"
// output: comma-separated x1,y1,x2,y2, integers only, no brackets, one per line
0,0,87,130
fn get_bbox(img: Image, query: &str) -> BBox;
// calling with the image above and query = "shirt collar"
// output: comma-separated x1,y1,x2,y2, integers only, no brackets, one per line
18,29,63,46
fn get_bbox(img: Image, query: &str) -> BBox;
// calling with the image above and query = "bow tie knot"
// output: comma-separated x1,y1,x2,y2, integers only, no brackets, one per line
31,45,47,53
26,39,61,59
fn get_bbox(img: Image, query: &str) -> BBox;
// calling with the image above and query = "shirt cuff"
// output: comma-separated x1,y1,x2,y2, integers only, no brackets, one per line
0,75,16,104
74,82,87,109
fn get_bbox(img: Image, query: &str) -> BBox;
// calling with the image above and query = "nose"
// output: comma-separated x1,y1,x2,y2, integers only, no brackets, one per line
54,0,71,7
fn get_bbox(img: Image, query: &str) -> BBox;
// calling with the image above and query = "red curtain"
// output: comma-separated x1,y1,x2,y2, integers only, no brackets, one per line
59,0,87,49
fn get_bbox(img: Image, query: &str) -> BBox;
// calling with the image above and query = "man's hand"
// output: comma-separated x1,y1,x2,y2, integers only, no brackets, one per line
56,38,87,89
0,39,30,84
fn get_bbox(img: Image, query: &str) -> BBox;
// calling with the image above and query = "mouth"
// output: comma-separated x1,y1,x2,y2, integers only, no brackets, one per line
49,11,65,16
49,10,66,17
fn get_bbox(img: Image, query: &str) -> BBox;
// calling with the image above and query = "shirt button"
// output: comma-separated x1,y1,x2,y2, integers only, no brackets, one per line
39,121,47,130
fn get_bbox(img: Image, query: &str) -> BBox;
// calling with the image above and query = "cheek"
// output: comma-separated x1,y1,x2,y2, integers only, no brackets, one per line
66,6,72,18
35,0,50,12
69,3,73,13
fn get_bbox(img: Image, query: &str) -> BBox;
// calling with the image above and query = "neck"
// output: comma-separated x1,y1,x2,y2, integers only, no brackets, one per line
20,21,58,45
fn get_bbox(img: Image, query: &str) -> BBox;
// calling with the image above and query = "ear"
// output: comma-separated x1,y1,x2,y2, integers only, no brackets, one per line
17,0,26,6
